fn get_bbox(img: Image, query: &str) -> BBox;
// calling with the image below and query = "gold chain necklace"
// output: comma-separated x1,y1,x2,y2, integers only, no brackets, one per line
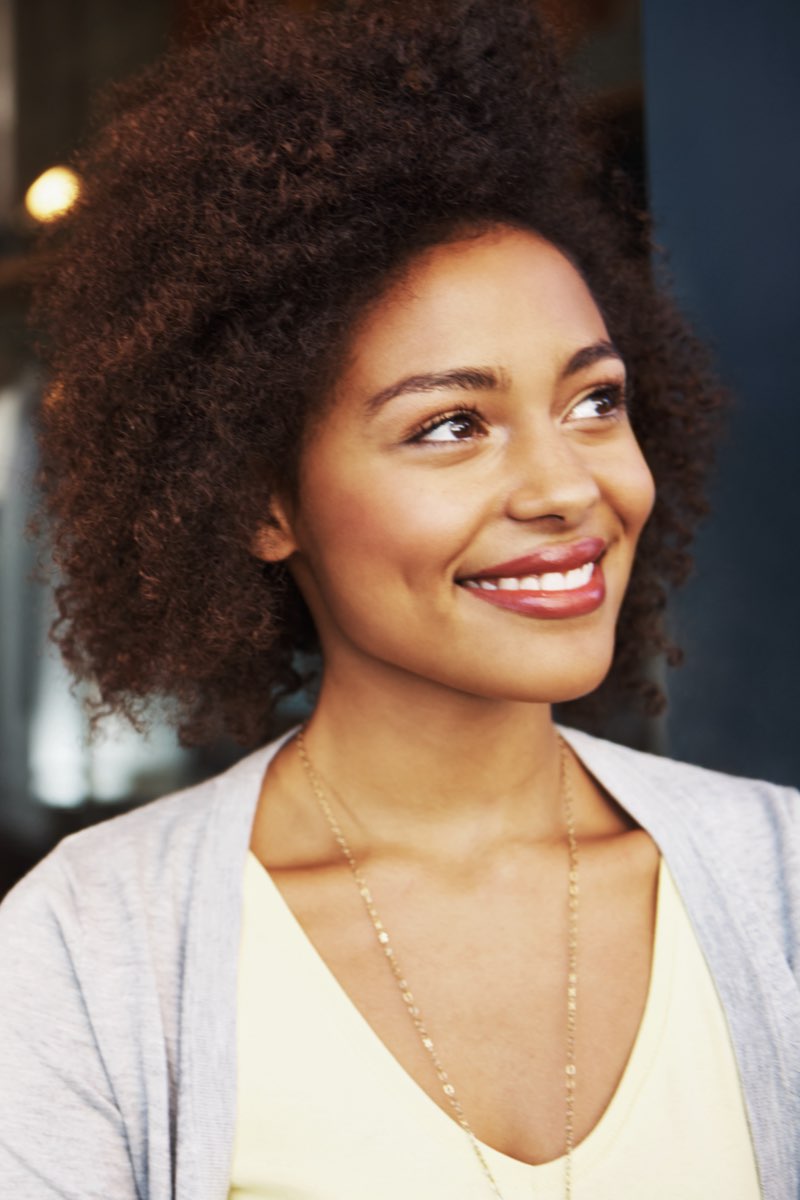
296,729,579,1200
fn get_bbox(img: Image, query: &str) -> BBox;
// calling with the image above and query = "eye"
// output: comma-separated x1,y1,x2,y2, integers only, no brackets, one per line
408,406,488,444
568,382,627,422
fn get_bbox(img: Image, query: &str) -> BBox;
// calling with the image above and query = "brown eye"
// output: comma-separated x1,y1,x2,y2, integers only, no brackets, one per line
413,408,487,443
569,384,626,422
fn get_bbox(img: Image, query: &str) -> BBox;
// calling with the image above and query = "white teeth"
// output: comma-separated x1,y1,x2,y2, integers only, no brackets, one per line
539,572,563,592
538,563,595,591
463,561,595,593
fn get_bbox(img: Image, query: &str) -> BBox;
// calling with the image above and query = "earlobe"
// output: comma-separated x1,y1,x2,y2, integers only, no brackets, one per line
250,499,299,564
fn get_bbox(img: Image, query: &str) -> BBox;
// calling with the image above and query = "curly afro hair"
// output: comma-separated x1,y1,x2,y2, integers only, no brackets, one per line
32,0,723,747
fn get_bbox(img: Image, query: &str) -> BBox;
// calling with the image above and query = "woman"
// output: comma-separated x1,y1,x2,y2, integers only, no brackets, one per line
1,2,797,1198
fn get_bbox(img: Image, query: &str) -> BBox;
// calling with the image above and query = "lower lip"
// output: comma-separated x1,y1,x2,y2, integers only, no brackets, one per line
459,562,606,619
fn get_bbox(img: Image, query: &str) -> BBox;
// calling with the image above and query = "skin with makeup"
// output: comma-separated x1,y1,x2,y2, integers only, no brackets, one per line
249,225,660,1165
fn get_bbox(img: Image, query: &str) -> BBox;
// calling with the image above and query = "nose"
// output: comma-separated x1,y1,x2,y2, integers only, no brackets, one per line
503,422,601,526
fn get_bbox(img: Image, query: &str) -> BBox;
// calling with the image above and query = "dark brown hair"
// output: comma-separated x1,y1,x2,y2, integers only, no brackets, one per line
32,0,723,746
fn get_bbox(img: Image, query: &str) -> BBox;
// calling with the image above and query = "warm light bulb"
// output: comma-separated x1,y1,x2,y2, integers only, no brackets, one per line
25,166,81,222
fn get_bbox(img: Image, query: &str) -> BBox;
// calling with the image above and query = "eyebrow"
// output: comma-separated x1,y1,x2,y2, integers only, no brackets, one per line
363,339,623,414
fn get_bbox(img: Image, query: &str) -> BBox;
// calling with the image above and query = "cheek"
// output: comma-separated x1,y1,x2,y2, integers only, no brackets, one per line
296,459,472,587
605,440,656,536
631,458,657,532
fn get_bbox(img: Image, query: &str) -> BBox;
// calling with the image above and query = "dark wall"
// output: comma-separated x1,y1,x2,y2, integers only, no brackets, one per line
13,0,170,202
643,0,800,784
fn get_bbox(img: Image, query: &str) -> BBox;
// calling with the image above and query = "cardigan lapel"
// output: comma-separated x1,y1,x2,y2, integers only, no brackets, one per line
561,726,800,1200
177,735,287,1200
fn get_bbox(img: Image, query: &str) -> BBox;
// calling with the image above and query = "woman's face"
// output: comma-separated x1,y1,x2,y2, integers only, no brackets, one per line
266,225,655,706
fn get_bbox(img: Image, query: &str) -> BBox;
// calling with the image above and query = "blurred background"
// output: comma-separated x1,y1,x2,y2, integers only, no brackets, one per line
1,0,798,897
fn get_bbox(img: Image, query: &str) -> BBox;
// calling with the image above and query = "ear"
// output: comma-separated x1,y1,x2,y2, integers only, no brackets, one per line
250,496,299,564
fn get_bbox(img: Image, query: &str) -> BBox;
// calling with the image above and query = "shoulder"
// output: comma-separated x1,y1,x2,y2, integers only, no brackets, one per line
562,723,798,827
561,724,799,878
0,736,284,1120
0,744,272,1198
562,725,800,949
0,737,279,953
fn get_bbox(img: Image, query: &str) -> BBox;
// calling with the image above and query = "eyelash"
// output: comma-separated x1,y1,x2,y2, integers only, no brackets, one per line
571,381,628,421
407,382,627,445
408,404,487,444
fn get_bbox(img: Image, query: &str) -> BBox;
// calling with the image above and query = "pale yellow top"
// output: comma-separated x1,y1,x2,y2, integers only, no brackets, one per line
228,853,762,1199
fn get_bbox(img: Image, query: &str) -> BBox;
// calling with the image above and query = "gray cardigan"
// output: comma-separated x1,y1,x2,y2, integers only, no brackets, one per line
1,726,798,1200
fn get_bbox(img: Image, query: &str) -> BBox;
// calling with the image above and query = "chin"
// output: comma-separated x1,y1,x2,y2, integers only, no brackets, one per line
499,674,611,707
464,636,617,706
430,652,615,708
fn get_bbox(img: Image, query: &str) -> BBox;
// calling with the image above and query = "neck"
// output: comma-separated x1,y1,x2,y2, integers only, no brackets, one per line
300,660,565,854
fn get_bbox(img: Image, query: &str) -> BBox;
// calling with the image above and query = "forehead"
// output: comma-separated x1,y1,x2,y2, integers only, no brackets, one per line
338,226,609,391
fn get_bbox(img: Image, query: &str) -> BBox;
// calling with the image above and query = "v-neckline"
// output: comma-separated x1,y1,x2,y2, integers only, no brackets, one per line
243,847,673,1183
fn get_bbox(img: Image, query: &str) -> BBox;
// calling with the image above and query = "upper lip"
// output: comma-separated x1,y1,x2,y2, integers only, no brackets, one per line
460,536,607,581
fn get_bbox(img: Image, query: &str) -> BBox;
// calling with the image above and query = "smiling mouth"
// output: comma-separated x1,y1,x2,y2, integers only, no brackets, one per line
456,556,606,618
461,561,596,593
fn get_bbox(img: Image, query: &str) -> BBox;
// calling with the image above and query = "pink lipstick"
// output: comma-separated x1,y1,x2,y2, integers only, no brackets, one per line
458,537,607,619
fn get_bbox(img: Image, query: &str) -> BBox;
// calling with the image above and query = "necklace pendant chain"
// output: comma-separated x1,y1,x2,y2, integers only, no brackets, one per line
296,729,579,1200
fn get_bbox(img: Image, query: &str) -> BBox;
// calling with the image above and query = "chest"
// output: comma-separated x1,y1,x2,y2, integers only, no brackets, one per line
265,840,659,1166
232,848,765,1200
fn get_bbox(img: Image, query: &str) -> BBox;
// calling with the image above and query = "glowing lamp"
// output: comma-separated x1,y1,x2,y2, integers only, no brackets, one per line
25,166,81,222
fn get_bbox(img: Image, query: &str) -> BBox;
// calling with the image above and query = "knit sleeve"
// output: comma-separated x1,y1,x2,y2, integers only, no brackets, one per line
0,853,141,1200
